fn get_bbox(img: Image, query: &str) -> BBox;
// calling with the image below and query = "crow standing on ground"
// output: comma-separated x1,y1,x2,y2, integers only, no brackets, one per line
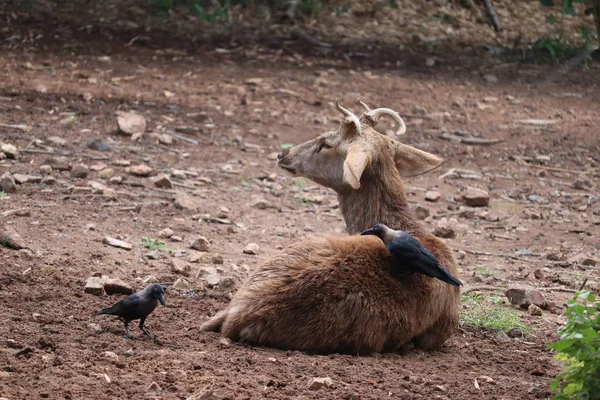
94,283,166,339
361,223,463,287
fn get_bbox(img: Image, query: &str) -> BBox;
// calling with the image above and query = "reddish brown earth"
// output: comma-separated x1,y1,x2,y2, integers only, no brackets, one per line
1,2,599,400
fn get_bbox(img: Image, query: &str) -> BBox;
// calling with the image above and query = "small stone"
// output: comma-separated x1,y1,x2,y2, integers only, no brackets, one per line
495,331,511,342
0,172,17,193
158,228,174,238
88,180,106,194
6,339,23,349
174,192,200,211
142,275,158,284
147,382,162,392
89,323,103,334
103,278,133,295
117,111,146,136
505,287,547,309
128,164,153,177
104,351,119,360
243,243,260,255
41,175,58,186
248,198,271,210
98,168,115,180
70,164,89,179
456,250,467,260
39,165,53,175
307,377,334,390
528,304,543,316
12,173,30,184
123,349,134,357
158,134,173,145
425,190,441,202
86,139,112,152
171,235,182,242
425,57,435,67
217,207,230,218
433,217,455,238
219,276,236,290
171,258,191,276
102,236,133,250
204,273,222,286
458,207,476,219
47,136,66,146
84,277,105,296
82,92,93,102
46,156,70,170
145,251,160,260
1,144,19,160
189,236,209,252
219,338,232,346
463,187,490,207
172,278,190,290
212,254,224,264
153,174,173,189
483,74,498,83
507,327,524,338
0,226,27,249
109,176,123,185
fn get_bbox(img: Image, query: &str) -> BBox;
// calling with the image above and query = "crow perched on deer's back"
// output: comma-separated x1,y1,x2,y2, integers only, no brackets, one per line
94,283,166,339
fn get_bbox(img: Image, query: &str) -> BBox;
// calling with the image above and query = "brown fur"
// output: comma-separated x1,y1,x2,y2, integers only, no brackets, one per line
200,100,460,353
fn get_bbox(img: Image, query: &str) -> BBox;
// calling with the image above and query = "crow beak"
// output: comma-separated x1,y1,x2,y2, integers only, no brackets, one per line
360,228,376,236
158,294,166,306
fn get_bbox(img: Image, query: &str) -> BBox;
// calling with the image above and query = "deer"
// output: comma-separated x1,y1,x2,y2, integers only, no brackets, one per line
200,99,460,354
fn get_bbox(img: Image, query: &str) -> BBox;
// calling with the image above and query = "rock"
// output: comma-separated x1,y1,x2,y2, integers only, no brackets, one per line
88,323,103,334
153,174,172,189
117,111,146,136
171,258,191,276
1,144,19,160
307,377,334,390
158,228,174,238
0,226,27,249
123,349,134,357
458,207,476,219
456,250,467,260
70,164,89,179
88,180,106,194
523,209,542,220
505,287,547,309
98,168,115,180
219,338,232,346
171,235,182,242
204,273,222,286
507,327,524,338
433,217,455,238
189,236,209,252
104,278,133,295
109,176,123,185
572,179,593,191
212,254,224,264
142,275,158,284
483,74,498,83
46,156,70,171
174,192,200,211
248,198,272,210
39,165,52,175
243,243,260,255
12,173,30,184
84,277,105,296
86,139,112,152
463,187,490,207
413,205,431,220
47,136,66,146
0,172,17,193
172,278,190,290
104,351,119,360
157,134,173,145
41,176,58,185
582,258,597,266
568,253,596,266
425,190,441,202
528,304,543,316
146,250,160,260
533,269,544,280
495,331,511,342
219,276,236,290
147,382,162,392
128,164,153,177
102,236,133,250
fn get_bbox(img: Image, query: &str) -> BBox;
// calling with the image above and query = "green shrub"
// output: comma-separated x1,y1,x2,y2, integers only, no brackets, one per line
550,291,600,400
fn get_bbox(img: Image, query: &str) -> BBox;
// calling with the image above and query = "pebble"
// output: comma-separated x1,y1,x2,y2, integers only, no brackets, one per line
158,134,173,145
47,136,66,146
147,382,162,392
70,164,89,179
12,173,30,184
102,236,133,250
84,277,105,296
243,243,260,255
433,218,455,238
41,175,58,185
153,174,173,189
1,143,19,159
425,190,441,202
248,198,272,210
413,204,431,220
104,278,133,295
172,278,190,290
88,323,103,334
505,287,547,309
128,164,153,177
117,111,147,135
171,258,192,276
528,304,543,316
0,172,17,193
463,187,490,207
212,254,224,264
533,269,544,280
39,165,53,175
307,377,334,390
98,168,115,180
189,236,209,252
158,228,174,238
86,139,112,152
174,192,200,211
146,250,160,260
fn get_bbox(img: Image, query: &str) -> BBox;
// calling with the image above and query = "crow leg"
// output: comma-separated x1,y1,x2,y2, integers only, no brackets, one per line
139,317,152,337
123,320,135,339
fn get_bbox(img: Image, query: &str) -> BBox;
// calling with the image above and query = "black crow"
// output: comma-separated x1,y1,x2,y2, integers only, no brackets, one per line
94,283,166,339
361,223,462,286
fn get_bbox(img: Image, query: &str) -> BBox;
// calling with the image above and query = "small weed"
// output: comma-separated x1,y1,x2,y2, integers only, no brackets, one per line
0,191,8,200
299,196,314,205
281,143,294,150
293,178,307,191
241,179,252,188
476,265,495,277
141,236,170,252
461,293,528,334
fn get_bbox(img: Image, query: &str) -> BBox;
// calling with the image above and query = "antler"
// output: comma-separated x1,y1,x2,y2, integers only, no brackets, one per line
335,98,361,137
356,98,406,136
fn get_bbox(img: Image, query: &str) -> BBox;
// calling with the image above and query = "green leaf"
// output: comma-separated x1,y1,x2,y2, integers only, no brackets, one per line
540,0,554,6
546,13,558,23
281,143,294,150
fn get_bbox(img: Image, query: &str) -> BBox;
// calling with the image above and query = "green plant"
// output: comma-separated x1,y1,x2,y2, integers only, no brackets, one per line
476,265,495,277
549,291,600,400
461,293,528,334
0,191,8,199
280,143,294,150
141,236,170,252
293,178,307,190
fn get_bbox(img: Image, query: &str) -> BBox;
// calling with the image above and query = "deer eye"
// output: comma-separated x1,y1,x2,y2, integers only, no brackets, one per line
317,142,332,153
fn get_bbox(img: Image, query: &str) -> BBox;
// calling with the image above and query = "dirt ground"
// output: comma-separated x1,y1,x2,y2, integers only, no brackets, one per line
1,2,600,400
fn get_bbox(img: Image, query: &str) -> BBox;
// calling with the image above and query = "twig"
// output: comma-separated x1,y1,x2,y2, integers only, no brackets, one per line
0,208,29,217
578,278,588,291
539,287,577,293
441,133,506,146
290,29,332,48
482,0,502,31
462,286,505,293
22,149,110,160
167,130,199,145
0,123,31,132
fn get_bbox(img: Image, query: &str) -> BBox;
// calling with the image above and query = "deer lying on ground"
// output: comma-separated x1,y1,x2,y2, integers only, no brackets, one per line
200,99,460,354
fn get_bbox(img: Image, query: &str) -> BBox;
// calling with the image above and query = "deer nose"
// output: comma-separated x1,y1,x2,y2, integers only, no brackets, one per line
277,149,289,161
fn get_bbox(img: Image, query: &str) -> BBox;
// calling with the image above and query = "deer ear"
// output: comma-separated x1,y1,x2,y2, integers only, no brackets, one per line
394,142,444,177
343,145,370,189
